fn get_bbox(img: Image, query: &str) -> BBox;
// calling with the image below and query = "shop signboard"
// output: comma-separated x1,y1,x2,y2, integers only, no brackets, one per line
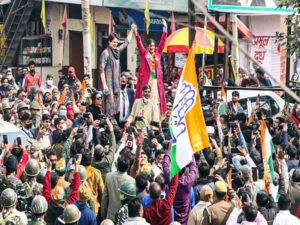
207,0,293,14
104,0,188,12
46,0,103,6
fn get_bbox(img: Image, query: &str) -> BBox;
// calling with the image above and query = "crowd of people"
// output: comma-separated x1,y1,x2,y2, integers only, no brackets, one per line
0,21,298,225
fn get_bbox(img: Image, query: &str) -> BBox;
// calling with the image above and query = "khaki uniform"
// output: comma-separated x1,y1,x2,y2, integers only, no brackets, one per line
29,218,46,225
202,199,234,225
187,201,211,225
101,171,135,223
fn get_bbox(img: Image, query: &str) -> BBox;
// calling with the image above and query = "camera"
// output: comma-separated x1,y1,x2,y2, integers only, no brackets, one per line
83,113,90,118
248,123,259,131
135,116,143,122
150,121,160,128
229,121,237,129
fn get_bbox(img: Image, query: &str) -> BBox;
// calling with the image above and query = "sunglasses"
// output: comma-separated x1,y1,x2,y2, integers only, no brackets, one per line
96,97,102,100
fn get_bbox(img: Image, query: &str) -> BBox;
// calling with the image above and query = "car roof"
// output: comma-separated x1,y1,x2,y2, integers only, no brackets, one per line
0,121,24,133
226,90,284,102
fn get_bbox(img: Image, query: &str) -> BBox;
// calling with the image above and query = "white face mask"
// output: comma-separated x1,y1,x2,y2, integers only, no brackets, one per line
46,80,53,86
59,109,67,117
7,75,12,80
62,123,67,130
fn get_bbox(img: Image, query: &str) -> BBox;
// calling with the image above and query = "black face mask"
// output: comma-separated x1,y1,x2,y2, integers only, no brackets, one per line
30,69,35,73
121,83,126,90
25,124,32,130
51,163,56,171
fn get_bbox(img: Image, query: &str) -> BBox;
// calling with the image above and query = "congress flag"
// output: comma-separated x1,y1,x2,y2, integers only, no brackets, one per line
169,48,210,178
144,0,150,34
261,119,278,201
40,0,46,30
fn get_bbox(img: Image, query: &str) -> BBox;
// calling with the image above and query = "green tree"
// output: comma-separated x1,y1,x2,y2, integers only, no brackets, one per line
276,0,300,57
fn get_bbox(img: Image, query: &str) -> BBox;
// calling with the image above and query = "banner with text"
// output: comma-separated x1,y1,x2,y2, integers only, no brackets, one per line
46,0,103,6
104,0,188,12
208,0,293,14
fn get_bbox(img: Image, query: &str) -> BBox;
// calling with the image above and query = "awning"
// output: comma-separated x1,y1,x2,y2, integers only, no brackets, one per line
44,0,103,6
203,16,255,41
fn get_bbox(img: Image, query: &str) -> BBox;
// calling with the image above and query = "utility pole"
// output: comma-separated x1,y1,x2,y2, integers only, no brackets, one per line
232,14,239,84
81,0,92,75
188,0,195,48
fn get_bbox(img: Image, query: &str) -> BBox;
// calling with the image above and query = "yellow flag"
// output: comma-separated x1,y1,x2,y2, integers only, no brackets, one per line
40,0,46,31
144,0,150,34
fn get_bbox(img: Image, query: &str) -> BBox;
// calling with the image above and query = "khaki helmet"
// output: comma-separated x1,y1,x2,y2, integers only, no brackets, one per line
63,204,81,224
37,166,47,184
17,102,28,112
2,101,10,110
1,188,17,208
25,159,41,176
31,195,48,214
78,165,87,182
118,181,136,197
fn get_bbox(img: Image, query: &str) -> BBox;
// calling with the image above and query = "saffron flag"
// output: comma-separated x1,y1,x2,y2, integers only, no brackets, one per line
169,48,210,178
40,0,46,31
171,12,176,33
261,119,278,201
108,10,115,34
221,85,227,104
62,5,68,39
144,0,150,34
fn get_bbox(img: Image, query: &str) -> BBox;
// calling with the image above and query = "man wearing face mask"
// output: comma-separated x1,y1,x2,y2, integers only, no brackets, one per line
5,70,19,90
51,118,67,145
41,74,57,94
117,73,135,127
58,104,72,128
24,61,41,93
126,85,158,129
20,112,35,138
16,67,26,88
0,77,10,98
67,66,80,99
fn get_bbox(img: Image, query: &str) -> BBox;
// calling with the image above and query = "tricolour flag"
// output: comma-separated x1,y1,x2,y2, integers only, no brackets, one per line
261,119,278,201
169,48,210,178
144,0,150,34
62,5,68,40
40,0,46,31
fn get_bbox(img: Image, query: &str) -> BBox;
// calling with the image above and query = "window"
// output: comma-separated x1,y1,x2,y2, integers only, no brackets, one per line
69,4,82,20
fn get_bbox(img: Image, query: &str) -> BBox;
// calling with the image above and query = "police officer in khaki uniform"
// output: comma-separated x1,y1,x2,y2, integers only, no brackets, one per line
202,181,234,225
0,188,28,225
29,195,48,225
17,159,43,221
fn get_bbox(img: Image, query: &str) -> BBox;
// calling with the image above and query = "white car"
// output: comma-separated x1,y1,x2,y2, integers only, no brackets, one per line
225,90,286,119
0,121,30,146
